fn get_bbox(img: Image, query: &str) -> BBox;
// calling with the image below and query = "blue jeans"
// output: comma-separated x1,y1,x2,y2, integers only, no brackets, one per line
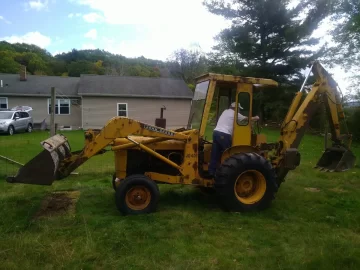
208,131,232,175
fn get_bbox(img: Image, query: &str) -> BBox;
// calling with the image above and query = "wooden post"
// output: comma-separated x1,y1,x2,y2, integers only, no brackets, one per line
50,87,56,136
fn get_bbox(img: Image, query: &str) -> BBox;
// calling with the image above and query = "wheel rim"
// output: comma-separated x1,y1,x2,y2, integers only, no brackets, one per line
28,125,32,132
234,170,266,204
9,127,13,135
125,185,151,210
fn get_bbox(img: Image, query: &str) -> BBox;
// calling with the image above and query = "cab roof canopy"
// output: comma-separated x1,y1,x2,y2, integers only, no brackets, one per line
195,73,278,88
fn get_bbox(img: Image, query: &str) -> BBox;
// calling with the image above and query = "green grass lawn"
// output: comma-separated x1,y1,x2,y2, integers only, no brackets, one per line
0,130,360,269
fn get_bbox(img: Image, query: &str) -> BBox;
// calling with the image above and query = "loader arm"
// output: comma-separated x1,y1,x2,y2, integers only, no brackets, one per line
7,117,191,185
274,61,355,181
57,117,190,179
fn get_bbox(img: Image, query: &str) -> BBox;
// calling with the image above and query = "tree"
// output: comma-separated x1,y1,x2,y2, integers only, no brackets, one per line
27,54,48,74
327,0,360,93
49,60,67,76
67,60,98,77
167,48,208,84
203,0,331,121
14,52,48,74
0,51,20,73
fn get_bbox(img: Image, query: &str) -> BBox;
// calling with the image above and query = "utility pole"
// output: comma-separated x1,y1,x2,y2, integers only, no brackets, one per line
50,87,56,136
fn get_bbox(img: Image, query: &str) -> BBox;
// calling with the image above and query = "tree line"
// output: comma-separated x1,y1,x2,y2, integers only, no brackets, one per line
0,42,164,77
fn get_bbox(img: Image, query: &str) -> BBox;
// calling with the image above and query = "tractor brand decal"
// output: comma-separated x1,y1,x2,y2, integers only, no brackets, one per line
141,124,175,136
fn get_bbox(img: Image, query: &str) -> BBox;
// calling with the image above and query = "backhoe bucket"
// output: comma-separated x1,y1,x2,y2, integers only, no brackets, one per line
6,134,71,185
315,146,356,172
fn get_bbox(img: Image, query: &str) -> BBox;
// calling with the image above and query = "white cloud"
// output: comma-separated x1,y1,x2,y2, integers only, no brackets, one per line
0,31,51,48
73,0,229,59
83,12,103,23
84,29,97,40
68,12,82,18
27,0,49,11
0,15,11,24
82,43,96,50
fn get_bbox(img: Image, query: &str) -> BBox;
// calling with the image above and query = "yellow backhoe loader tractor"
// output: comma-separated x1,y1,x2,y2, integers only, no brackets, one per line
7,61,356,215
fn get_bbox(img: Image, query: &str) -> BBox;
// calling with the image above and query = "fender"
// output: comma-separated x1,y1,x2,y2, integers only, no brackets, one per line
221,145,259,163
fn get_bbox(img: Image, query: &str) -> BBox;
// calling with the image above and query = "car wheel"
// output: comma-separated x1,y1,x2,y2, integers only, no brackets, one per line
8,125,14,136
27,124,33,133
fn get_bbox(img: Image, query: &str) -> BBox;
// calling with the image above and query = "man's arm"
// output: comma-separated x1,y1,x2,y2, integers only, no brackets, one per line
238,113,260,121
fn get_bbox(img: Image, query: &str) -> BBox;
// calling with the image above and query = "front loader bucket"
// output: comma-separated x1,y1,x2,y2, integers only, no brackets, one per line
6,134,71,185
315,146,356,172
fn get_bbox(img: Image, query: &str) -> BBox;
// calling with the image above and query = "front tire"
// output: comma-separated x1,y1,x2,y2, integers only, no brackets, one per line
215,153,278,212
8,125,14,136
115,174,160,215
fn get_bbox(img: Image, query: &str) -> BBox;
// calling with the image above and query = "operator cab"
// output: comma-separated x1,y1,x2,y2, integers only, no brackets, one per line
188,73,278,177
188,73,278,146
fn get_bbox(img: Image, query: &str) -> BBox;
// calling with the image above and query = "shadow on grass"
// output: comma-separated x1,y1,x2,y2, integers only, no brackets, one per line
158,185,220,211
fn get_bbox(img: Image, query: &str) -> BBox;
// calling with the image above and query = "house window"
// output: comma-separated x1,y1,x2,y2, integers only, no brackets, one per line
48,99,70,115
0,97,8,109
117,103,128,117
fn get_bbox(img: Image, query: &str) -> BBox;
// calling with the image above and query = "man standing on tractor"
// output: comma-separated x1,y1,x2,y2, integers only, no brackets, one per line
208,102,260,177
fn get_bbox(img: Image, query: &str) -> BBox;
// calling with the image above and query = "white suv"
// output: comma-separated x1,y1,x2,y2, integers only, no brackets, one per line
0,110,34,135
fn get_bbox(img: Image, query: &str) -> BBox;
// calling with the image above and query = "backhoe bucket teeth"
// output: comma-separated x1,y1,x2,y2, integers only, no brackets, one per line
6,134,71,185
315,146,356,172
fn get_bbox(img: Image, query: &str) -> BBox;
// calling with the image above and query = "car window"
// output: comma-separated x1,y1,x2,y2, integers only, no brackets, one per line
13,112,20,119
0,112,14,119
20,112,29,118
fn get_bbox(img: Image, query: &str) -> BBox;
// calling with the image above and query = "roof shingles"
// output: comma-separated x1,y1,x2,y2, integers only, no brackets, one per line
78,75,193,99
0,73,79,97
0,73,193,99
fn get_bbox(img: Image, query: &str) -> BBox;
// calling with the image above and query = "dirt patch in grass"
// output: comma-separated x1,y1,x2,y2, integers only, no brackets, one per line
304,187,321,192
33,191,80,219
329,187,348,193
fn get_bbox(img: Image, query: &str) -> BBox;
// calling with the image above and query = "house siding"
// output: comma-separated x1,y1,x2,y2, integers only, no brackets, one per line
82,97,191,129
6,96,82,129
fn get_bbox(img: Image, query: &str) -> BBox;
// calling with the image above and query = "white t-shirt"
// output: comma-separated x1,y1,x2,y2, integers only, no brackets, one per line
214,109,246,135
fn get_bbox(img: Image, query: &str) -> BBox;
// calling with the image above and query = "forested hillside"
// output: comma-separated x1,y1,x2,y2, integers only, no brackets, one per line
0,41,164,78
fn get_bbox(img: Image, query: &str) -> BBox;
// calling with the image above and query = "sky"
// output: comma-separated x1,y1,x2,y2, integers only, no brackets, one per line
0,0,353,93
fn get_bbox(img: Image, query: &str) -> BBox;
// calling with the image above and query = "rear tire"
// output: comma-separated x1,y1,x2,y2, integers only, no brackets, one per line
115,174,160,215
215,153,278,212
27,124,33,133
8,125,14,136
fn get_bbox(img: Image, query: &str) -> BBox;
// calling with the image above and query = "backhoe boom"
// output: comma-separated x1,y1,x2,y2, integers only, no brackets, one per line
275,61,355,180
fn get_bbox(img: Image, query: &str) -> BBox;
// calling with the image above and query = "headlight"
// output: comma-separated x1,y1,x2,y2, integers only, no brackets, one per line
0,121,6,125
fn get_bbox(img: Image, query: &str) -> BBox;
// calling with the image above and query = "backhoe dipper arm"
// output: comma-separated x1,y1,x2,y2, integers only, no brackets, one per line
274,61,354,180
